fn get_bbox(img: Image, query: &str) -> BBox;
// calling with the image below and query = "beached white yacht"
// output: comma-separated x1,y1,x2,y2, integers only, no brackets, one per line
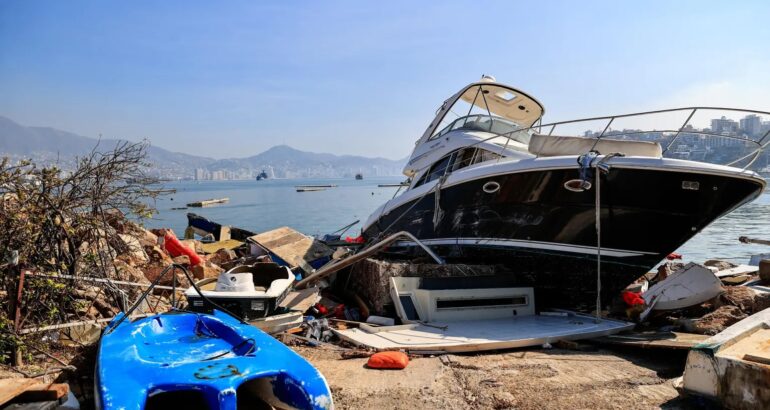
362,76,768,308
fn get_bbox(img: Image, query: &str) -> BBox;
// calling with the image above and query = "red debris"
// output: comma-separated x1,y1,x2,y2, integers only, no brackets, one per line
666,252,682,260
622,291,645,306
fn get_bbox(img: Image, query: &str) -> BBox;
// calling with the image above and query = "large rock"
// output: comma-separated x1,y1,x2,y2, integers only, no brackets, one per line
208,248,237,265
113,260,150,284
118,233,148,264
172,255,191,265
145,245,173,265
703,259,737,271
192,261,223,280
180,239,204,255
141,245,175,284
138,228,159,248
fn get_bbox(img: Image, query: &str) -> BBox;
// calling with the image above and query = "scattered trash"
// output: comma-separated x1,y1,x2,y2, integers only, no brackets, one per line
305,318,333,343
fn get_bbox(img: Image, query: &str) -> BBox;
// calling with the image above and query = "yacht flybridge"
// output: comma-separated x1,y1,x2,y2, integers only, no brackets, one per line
362,76,768,309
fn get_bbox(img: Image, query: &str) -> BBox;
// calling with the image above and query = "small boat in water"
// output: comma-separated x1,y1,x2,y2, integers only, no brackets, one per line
355,173,363,180
186,197,229,207
96,309,333,410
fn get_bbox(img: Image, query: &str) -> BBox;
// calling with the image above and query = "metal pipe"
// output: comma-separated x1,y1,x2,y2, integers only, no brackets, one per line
663,108,698,154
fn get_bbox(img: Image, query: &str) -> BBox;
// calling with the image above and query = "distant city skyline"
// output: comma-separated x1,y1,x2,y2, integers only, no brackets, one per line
2,1,770,160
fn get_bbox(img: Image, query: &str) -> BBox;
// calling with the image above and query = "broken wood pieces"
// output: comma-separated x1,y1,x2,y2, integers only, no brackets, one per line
0,379,69,406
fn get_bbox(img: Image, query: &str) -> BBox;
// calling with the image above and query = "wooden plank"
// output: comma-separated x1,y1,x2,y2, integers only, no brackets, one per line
279,288,320,313
0,379,67,405
714,264,758,278
199,239,244,254
744,353,770,365
249,227,332,270
16,383,69,403
0,379,39,406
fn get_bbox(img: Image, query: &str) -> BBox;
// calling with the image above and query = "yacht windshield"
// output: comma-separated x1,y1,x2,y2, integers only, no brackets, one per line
430,84,543,142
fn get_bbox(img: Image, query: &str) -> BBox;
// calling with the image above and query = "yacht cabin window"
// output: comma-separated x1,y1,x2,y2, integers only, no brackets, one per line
413,148,500,189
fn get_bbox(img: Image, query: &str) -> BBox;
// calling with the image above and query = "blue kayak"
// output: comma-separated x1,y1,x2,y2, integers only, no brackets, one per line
96,310,333,410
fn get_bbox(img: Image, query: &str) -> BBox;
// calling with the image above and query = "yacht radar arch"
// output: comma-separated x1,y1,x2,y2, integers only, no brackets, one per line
405,76,544,177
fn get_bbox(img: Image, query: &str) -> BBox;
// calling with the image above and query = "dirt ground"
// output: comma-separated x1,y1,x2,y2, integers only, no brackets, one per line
293,344,711,410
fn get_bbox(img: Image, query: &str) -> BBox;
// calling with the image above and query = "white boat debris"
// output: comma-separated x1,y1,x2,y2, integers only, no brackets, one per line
678,307,770,409
642,262,723,312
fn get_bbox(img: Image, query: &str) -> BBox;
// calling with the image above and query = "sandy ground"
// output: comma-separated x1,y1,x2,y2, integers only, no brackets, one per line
293,344,708,410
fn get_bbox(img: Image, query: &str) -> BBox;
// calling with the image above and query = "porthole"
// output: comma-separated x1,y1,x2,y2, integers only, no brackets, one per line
483,181,500,194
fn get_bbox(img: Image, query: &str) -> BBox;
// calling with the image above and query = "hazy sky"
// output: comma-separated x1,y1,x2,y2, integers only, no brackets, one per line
1,1,769,159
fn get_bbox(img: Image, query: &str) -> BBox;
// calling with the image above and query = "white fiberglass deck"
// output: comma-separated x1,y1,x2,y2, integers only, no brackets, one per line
334,312,634,353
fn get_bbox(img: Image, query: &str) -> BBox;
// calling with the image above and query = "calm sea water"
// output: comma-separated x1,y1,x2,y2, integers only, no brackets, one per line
146,177,770,265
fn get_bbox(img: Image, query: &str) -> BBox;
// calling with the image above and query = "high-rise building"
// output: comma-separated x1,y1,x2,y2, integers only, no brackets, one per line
740,114,762,137
194,168,209,180
711,116,738,134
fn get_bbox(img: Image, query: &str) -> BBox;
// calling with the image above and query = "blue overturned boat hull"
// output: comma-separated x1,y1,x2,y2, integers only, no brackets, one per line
96,310,333,410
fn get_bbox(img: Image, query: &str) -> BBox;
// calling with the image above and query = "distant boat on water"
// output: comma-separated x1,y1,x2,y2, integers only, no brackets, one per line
256,169,269,180
355,173,363,180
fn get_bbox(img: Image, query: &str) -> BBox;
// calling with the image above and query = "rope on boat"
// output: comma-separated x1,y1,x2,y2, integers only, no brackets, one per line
587,152,624,323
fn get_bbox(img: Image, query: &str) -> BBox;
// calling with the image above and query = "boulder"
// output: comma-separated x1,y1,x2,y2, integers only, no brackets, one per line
118,233,148,264
172,255,191,265
180,239,204,255
104,208,128,233
191,261,223,280
703,259,738,271
208,248,237,265
145,245,173,265
113,260,149,284
138,228,159,248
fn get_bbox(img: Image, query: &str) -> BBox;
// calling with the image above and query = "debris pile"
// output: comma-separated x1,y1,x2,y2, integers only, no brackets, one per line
621,258,770,335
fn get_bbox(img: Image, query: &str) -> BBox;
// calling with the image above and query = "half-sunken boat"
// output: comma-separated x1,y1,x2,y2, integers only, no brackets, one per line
96,309,333,410
362,75,768,308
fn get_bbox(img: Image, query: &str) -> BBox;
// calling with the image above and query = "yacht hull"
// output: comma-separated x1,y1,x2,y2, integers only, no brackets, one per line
363,166,764,309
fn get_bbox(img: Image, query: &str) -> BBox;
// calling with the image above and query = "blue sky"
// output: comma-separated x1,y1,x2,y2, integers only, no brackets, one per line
1,1,769,159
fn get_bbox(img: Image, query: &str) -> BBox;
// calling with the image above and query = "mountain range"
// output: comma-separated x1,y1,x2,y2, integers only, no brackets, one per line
0,116,406,179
